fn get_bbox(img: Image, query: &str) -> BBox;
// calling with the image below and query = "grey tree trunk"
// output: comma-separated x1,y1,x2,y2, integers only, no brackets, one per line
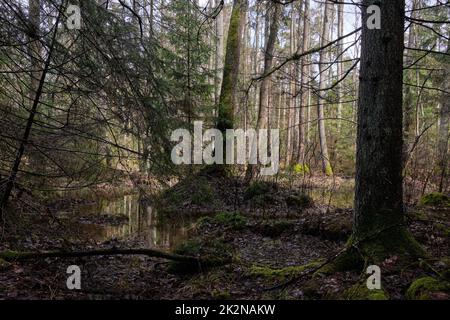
214,0,224,108
245,1,281,181
297,0,310,164
317,2,333,175
286,3,297,166
336,1,344,133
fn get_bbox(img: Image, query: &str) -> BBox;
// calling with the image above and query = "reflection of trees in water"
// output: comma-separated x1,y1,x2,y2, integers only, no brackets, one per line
90,194,189,250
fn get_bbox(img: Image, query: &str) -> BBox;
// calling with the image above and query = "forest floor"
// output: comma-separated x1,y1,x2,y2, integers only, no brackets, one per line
0,172,449,300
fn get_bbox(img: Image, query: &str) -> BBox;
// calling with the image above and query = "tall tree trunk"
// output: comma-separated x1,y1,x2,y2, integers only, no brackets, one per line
214,0,225,112
317,1,333,176
252,4,261,126
336,1,344,133
351,0,423,262
245,1,281,181
286,3,297,166
402,0,419,166
217,0,247,132
437,36,450,192
297,0,310,164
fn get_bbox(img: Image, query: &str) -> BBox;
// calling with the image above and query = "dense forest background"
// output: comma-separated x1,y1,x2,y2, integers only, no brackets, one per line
0,0,449,300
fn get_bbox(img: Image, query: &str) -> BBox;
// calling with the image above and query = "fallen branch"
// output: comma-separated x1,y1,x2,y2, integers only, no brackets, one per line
0,248,199,264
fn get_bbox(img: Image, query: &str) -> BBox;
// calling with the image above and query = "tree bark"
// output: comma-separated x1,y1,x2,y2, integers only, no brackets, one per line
402,0,419,166
245,1,281,181
297,0,310,164
317,1,333,176
286,3,297,166
352,0,423,262
217,0,247,132
336,1,344,133
437,36,450,192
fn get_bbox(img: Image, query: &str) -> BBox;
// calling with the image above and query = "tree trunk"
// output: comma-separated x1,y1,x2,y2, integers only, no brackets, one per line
317,2,333,176
286,3,297,166
402,0,419,166
245,1,281,181
217,0,247,132
297,0,310,164
336,1,344,133
437,36,450,192
352,0,423,262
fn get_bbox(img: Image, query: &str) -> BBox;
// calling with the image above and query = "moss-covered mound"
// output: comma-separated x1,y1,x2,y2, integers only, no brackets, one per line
197,212,247,230
157,169,244,215
419,192,450,207
344,283,388,300
244,181,278,200
406,276,450,300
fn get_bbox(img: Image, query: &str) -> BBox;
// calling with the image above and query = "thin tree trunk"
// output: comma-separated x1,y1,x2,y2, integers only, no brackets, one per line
286,3,297,166
317,1,333,176
336,1,344,133
403,0,419,166
437,36,450,192
297,0,310,164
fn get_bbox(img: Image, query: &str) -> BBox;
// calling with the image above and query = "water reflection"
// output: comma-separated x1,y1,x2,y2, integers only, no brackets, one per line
76,194,192,250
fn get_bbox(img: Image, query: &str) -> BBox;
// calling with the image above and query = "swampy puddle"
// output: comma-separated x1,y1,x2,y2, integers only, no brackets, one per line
71,194,194,250
67,186,354,250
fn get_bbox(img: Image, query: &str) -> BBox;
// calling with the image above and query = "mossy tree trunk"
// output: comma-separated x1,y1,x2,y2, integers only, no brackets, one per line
217,0,247,132
352,0,423,262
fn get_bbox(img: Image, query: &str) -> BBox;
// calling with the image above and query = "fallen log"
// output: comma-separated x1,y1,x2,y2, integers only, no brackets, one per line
0,248,199,263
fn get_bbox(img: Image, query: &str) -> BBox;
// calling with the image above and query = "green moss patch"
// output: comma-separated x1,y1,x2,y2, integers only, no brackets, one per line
249,259,325,281
315,247,364,275
406,276,450,300
419,192,450,207
345,283,388,300
291,163,310,175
